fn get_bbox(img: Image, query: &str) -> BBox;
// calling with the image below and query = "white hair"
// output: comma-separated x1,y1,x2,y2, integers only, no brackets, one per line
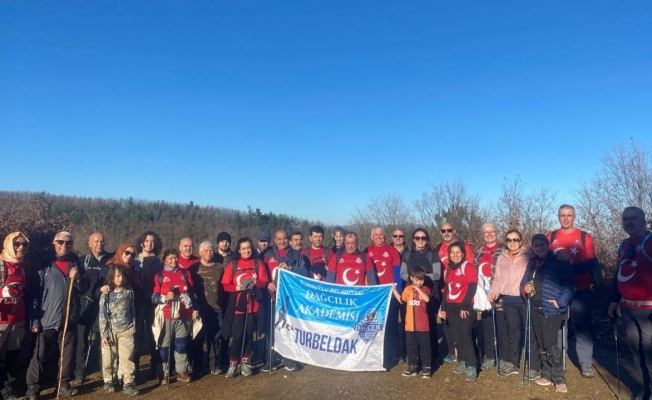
199,240,214,252
370,226,384,236
481,223,496,233
54,231,74,241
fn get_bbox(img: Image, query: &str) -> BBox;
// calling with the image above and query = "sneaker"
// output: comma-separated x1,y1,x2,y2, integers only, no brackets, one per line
500,363,519,376
261,361,277,372
159,376,169,385
464,366,477,382
241,363,253,376
104,382,115,393
225,364,237,378
211,367,223,375
177,372,191,383
535,377,553,386
402,365,417,377
443,354,457,363
122,384,140,396
71,376,84,386
581,366,595,378
58,386,79,398
555,383,568,393
481,357,495,371
452,361,467,375
421,367,432,379
526,369,541,380
398,356,406,364
285,364,298,372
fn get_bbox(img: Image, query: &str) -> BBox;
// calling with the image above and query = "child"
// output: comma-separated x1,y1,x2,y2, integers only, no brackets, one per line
392,265,432,378
99,264,139,396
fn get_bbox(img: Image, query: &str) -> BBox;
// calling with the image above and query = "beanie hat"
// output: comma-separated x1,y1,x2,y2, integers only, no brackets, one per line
531,234,549,245
216,231,232,243
257,230,271,241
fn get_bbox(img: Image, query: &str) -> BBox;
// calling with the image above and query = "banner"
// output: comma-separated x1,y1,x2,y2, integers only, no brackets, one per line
273,269,392,371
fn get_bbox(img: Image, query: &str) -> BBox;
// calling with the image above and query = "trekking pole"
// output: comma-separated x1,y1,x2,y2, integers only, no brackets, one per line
269,295,274,375
239,290,250,381
492,306,499,377
526,296,531,388
167,312,172,389
613,317,620,400
57,275,75,399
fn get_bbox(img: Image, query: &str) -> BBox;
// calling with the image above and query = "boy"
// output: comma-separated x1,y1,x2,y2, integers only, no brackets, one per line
392,265,432,378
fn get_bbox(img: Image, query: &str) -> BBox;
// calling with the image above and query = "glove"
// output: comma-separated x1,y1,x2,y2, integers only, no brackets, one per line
241,278,254,290
180,293,193,309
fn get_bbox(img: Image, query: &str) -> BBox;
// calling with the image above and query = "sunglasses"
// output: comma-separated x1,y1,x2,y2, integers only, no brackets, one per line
14,241,29,248
124,250,135,257
393,235,405,238
505,238,522,243
54,240,74,246
414,236,428,241
440,229,453,233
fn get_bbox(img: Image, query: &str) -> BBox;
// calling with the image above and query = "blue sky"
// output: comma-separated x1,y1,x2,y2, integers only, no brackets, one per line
1,1,651,225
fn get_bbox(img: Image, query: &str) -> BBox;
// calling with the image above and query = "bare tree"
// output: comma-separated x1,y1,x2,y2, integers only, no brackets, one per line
574,140,652,269
491,176,558,242
414,179,488,246
349,193,415,248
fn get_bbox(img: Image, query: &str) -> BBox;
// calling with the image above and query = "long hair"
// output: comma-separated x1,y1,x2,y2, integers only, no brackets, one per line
448,241,466,259
234,237,255,260
410,228,432,251
105,264,131,291
136,231,163,257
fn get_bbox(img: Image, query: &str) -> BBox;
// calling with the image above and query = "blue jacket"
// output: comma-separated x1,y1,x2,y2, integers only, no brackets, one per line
520,252,575,317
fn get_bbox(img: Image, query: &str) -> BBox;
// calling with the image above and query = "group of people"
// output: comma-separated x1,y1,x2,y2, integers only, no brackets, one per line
0,204,651,399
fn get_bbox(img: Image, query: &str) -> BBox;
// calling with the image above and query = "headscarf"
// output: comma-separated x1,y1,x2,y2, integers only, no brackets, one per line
107,242,142,288
1,232,29,263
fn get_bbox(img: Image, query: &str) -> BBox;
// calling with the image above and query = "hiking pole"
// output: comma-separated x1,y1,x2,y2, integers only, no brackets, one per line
239,290,250,381
167,313,172,389
269,295,274,375
526,296,531,388
613,317,620,400
492,306,499,377
57,274,75,399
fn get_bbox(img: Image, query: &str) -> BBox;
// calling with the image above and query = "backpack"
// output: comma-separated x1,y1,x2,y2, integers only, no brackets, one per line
305,247,330,263
550,230,602,285
618,232,652,264
157,268,189,287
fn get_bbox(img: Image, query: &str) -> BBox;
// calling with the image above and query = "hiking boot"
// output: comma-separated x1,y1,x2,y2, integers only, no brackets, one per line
581,366,595,378
402,365,417,377
525,369,541,380
261,360,277,372
211,367,223,375
464,366,477,382
421,367,432,379
58,386,79,398
500,362,519,376
71,376,84,386
452,361,467,374
123,383,140,396
443,354,457,363
481,357,495,371
225,364,237,378
177,372,191,383
241,363,253,377
555,383,568,393
104,382,115,393
535,377,553,386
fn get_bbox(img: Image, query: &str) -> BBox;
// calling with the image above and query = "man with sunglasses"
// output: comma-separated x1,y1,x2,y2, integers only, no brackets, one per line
435,222,474,364
609,207,652,400
74,232,114,385
546,204,598,378
27,232,90,400
0,232,30,400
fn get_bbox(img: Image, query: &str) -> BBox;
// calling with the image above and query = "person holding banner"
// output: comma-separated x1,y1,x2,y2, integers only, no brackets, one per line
327,232,377,286
439,242,478,382
221,238,269,378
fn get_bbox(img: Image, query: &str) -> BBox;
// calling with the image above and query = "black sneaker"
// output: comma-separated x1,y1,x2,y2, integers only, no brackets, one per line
58,386,79,398
500,363,519,376
402,365,417,377
421,367,432,379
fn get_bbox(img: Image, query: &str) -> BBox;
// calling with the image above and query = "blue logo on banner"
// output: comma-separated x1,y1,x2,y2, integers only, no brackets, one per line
355,307,384,343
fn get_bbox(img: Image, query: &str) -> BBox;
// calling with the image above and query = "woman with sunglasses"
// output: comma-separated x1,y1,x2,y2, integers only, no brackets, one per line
487,230,531,377
400,228,443,365
439,242,478,382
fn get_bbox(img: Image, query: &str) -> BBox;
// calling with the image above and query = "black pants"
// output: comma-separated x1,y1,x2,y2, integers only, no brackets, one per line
398,303,407,360
229,314,255,364
0,349,21,399
443,315,456,357
383,298,401,366
530,307,564,384
427,293,440,360
496,310,508,361
27,327,77,396
503,302,527,366
74,322,98,380
447,305,476,367
406,331,431,369
201,309,224,373
478,310,495,360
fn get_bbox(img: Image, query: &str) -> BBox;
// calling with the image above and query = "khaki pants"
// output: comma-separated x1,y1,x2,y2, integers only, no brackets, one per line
101,326,136,384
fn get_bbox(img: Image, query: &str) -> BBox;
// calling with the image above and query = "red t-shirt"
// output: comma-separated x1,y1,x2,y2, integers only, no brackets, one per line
547,228,596,290
438,241,475,272
445,262,478,305
302,246,330,265
152,267,195,320
364,243,401,285
402,285,431,332
327,251,373,286
617,232,652,309
0,261,27,324
477,243,501,278
264,248,288,278
178,255,200,270
221,258,269,314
